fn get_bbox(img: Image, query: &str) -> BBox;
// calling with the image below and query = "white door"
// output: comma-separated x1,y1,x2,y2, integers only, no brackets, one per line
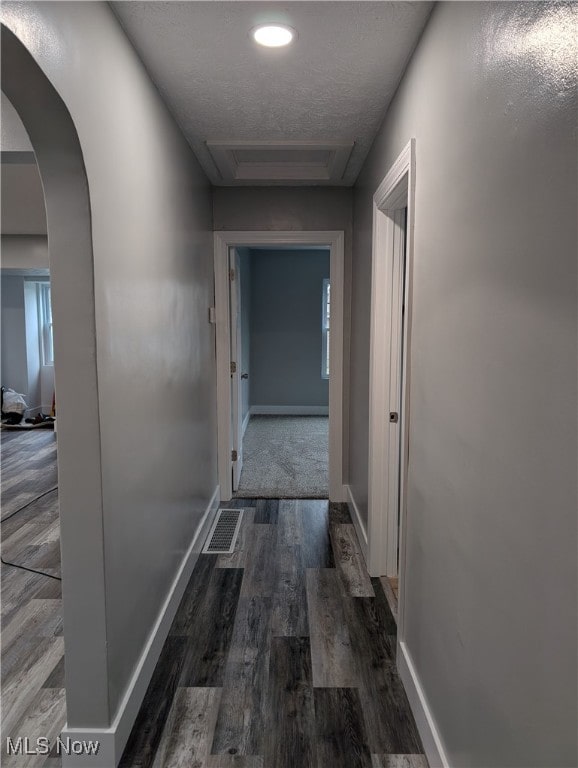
229,248,243,491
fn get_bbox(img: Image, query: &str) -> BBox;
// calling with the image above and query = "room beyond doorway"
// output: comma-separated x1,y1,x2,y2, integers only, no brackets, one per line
214,231,345,503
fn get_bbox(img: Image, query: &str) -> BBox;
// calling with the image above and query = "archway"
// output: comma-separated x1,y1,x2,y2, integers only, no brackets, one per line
1,21,110,741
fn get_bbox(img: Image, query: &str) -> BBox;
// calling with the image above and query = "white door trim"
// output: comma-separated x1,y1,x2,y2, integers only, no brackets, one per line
367,137,448,768
229,248,244,490
367,139,415,601
214,230,346,502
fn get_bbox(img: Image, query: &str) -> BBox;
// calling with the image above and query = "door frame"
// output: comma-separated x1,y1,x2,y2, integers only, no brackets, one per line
367,139,416,612
214,230,345,502
229,247,244,491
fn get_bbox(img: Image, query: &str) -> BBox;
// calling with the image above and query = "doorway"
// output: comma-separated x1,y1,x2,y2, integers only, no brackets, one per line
214,231,345,502
229,245,331,498
367,140,415,634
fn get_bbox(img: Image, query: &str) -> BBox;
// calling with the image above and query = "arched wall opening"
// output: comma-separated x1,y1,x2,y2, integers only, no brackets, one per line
1,22,110,735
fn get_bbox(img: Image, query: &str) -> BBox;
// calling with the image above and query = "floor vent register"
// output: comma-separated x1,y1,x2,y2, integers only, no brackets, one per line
202,508,243,554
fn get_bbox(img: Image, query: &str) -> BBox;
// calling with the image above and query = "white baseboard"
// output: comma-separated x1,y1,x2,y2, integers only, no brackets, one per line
241,410,250,437
345,484,368,562
250,405,329,416
397,641,450,768
61,485,220,767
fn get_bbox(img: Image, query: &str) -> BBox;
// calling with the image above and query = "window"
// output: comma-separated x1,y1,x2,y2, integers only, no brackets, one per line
38,282,54,365
321,278,330,379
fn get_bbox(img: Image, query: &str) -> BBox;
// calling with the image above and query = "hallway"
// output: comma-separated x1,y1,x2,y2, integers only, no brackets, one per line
2,2,576,766
120,500,425,767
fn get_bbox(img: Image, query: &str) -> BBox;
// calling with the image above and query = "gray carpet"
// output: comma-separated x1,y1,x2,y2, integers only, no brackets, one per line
236,415,328,498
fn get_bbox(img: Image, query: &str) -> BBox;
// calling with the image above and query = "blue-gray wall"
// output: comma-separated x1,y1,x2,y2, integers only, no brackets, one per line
249,248,329,407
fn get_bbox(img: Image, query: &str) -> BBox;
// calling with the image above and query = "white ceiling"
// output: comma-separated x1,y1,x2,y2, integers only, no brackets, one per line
111,1,433,186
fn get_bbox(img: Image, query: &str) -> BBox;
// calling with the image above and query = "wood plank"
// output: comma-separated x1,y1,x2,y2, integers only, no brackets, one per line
343,591,421,754
1,687,65,768
314,688,372,768
378,576,398,624
330,524,375,597
369,577,398,637
305,569,358,687
253,499,279,525
169,554,217,636
277,500,301,547
41,656,65,689
2,599,62,653
119,636,188,768
179,568,244,686
271,545,308,637
357,666,423,755
1,521,42,555
298,501,334,568
2,636,64,736
13,542,61,575
151,687,221,768
1,567,48,622
211,597,271,756
240,525,276,598
32,578,61,600
1,491,59,540
263,637,315,768
328,502,352,525
227,498,257,509
27,519,61,548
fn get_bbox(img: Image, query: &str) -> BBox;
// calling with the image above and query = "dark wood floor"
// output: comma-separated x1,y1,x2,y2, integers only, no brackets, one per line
120,499,427,768
1,431,426,767
1,429,65,768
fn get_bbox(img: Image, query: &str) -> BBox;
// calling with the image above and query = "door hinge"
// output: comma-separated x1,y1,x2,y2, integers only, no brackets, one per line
229,268,235,281
231,449,238,461
230,361,237,374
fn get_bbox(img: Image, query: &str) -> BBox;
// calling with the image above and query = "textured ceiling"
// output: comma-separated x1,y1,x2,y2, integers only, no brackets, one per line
111,1,433,186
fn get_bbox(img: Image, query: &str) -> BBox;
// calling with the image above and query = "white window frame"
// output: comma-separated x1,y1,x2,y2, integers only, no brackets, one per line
321,278,330,379
38,281,54,366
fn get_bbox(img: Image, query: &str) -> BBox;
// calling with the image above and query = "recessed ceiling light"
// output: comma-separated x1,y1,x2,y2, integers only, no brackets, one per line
252,24,295,48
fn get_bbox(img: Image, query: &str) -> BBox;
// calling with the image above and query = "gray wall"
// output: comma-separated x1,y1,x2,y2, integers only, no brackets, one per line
249,248,330,407
1,90,32,150
1,160,47,234
1,235,49,268
1,92,47,236
1,275,27,395
1,0,217,739
349,2,577,767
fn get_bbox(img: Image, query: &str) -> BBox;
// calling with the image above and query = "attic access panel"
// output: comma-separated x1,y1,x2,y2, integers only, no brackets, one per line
206,139,353,183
